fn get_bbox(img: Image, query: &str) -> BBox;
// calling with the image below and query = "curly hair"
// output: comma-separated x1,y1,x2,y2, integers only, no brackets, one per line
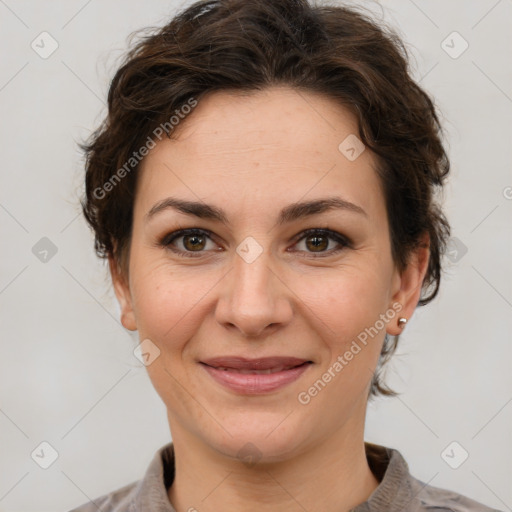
80,0,451,399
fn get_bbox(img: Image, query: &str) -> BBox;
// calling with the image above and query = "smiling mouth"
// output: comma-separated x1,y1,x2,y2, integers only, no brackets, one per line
207,363,310,374
199,357,313,394
200,356,312,371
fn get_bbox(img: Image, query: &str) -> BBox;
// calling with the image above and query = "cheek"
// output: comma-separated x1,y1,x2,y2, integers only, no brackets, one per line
293,261,391,405
129,262,229,374
131,270,203,344
295,260,392,344
129,268,213,422
294,271,386,417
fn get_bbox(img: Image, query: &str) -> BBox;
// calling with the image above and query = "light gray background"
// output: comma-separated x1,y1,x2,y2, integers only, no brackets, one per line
1,1,511,511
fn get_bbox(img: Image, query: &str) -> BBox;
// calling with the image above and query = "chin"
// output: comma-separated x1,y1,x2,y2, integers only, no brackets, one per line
200,413,311,465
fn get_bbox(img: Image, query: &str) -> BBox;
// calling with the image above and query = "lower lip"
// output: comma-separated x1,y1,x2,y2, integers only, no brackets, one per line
200,362,311,394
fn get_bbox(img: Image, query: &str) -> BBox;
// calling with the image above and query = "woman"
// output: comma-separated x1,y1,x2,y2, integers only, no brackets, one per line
71,0,501,510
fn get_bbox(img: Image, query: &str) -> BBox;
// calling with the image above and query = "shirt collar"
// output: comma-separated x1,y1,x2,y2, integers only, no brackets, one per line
352,442,415,511
132,442,176,511
132,441,415,511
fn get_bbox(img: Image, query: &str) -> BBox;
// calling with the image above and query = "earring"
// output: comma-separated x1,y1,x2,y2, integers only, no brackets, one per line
397,317,407,329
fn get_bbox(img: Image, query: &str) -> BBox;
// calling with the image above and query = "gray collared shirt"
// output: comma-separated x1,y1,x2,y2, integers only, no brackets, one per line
69,442,502,511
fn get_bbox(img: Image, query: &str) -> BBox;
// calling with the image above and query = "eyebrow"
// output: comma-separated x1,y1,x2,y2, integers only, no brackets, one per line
144,196,368,225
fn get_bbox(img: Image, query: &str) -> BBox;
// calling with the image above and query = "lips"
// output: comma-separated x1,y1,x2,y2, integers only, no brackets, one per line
199,357,312,394
200,356,310,373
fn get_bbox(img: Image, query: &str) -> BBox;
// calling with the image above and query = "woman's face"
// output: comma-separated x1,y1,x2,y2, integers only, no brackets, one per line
112,86,427,463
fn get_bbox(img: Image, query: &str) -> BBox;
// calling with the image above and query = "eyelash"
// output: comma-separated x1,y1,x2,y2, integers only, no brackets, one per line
158,228,352,259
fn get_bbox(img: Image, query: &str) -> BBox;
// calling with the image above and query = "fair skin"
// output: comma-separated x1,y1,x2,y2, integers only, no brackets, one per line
110,86,429,512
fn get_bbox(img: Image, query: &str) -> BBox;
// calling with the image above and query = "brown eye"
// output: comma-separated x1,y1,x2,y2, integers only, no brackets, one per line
304,234,329,252
182,233,207,251
160,228,217,258
292,228,351,257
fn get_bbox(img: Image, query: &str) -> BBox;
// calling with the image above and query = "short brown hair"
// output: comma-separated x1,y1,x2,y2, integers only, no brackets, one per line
81,0,451,399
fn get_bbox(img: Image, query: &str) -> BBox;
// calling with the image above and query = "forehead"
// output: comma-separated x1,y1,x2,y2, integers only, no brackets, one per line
135,86,383,222
159,86,362,159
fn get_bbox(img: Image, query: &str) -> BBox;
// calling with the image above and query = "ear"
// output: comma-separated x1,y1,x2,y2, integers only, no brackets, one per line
386,232,430,336
108,256,137,331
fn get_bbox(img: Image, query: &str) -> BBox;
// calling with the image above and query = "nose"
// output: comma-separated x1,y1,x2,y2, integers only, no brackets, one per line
215,245,293,338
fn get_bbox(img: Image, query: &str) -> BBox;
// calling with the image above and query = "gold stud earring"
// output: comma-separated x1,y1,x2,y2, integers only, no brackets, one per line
397,317,408,329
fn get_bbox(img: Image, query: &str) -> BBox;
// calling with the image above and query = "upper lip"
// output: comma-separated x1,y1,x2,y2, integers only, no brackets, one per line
200,356,311,370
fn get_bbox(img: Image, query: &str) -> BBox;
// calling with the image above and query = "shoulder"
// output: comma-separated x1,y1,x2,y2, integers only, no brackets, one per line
363,442,503,512
68,479,139,512
408,473,503,512
67,442,174,512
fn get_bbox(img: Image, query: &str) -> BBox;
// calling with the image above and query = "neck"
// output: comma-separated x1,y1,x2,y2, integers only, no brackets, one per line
167,419,380,512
